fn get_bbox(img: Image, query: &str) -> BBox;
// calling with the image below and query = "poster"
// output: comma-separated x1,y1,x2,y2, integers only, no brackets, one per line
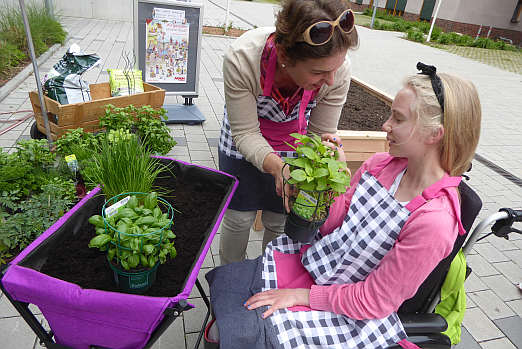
145,9,189,84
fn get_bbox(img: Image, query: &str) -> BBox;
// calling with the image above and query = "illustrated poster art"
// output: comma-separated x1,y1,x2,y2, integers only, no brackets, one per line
145,10,189,84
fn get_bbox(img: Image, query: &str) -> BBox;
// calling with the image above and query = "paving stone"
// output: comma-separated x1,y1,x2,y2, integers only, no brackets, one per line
486,235,519,252
468,290,515,320
493,316,522,348
173,137,187,146
183,298,208,333
467,254,501,277
170,129,186,138
210,232,220,256
183,125,205,135
189,268,211,300
462,307,504,342
187,142,210,151
212,254,221,267
506,300,522,317
493,261,522,283
454,326,481,349
184,133,207,143
0,316,38,349
503,249,522,269
189,150,213,161
465,272,490,293
479,337,517,349
0,293,19,318
190,160,216,169
185,331,204,349
148,315,185,349
481,274,522,302
473,243,510,263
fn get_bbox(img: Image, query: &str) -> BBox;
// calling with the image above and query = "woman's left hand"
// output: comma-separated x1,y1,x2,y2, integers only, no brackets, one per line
244,288,310,319
321,133,346,163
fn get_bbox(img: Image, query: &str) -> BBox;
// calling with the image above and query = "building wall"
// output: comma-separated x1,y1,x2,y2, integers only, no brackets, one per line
350,0,521,45
1,0,133,21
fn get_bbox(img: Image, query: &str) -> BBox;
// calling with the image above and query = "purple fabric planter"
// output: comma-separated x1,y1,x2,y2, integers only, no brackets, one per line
1,157,238,349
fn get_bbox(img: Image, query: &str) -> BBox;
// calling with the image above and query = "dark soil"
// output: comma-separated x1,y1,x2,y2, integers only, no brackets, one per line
338,83,391,131
39,161,231,297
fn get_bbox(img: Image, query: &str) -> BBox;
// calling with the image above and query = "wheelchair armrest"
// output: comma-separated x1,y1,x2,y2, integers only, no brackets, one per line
387,333,451,349
398,313,448,334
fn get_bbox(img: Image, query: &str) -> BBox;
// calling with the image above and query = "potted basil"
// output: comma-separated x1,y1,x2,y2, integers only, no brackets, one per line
88,192,176,294
283,133,351,243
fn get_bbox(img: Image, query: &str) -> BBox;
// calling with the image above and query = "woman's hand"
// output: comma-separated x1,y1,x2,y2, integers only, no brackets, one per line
244,288,310,319
321,133,346,163
263,153,292,212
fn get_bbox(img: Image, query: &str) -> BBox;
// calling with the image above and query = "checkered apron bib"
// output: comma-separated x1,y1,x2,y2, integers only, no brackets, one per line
262,171,410,349
219,98,317,160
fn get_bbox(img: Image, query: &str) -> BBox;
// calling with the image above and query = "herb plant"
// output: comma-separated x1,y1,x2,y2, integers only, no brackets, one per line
284,133,350,220
80,133,168,200
100,104,177,155
88,192,177,271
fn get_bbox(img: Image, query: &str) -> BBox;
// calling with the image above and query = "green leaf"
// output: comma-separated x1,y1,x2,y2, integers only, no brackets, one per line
316,177,328,190
143,244,154,255
290,169,307,182
128,254,139,268
330,181,347,193
88,234,110,248
314,168,329,178
300,146,317,161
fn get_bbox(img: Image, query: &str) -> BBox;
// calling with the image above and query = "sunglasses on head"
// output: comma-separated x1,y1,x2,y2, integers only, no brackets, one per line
301,9,355,46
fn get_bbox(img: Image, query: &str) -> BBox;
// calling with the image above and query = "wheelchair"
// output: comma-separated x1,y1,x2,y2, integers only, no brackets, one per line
388,181,522,349
204,181,522,349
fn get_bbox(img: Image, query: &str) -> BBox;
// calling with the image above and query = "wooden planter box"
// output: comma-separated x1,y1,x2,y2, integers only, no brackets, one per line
29,82,165,140
339,76,392,175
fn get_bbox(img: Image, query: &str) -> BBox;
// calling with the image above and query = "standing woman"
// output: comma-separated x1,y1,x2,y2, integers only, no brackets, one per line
218,0,359,264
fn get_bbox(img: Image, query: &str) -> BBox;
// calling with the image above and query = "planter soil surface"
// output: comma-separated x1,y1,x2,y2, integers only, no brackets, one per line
338,83,391,131
40,171,227,297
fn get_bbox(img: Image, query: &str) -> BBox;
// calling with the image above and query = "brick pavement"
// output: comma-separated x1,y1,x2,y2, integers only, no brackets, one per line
0,4,521,348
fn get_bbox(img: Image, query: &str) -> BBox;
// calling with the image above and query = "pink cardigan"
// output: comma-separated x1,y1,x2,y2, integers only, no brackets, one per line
309,153,460,320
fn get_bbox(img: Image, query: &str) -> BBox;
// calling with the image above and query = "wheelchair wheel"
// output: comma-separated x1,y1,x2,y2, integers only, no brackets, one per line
30,121,47,140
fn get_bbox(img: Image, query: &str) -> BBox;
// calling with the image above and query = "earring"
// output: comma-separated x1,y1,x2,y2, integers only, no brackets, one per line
281,63,286,68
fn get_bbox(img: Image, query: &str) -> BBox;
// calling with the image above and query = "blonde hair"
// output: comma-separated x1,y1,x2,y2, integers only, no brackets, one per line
405,74,481,176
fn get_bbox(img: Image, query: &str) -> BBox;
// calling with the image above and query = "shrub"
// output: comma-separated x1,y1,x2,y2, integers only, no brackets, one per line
437,32,452,45
0,2,66,76
457,34,474,46
407,29,425,43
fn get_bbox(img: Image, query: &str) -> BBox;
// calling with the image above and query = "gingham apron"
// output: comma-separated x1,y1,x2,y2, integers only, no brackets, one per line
219,39,316,161
263,169,463,349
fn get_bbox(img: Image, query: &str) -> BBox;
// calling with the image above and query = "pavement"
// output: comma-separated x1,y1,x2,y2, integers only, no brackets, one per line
0,0,521,348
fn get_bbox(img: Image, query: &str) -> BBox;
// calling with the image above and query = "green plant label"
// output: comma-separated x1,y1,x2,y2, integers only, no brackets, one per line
105,196,130,218
65,154,79,172
296,190,318,206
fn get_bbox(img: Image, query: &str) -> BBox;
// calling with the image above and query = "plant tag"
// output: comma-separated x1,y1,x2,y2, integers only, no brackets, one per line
297,190,317,206
65,154,79,172
105,196,130,217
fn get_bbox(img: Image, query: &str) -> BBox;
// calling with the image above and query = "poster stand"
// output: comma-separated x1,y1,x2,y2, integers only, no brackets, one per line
134,0,205,124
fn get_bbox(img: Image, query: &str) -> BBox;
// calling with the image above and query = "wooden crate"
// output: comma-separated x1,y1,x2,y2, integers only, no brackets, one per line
29,82,165,140
338,130,389,175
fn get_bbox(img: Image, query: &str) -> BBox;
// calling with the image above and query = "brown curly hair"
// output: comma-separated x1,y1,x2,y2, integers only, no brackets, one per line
274,0,359,63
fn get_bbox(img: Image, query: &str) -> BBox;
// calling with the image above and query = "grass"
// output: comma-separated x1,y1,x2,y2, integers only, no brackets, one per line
430,44,522,75
0,1,66,79
354,13,395,27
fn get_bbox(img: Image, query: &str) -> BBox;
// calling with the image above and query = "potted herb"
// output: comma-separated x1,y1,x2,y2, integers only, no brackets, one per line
88,192,176,294
283,133,350,242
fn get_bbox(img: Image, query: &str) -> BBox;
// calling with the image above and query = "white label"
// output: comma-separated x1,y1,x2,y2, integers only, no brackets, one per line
105,196,130,217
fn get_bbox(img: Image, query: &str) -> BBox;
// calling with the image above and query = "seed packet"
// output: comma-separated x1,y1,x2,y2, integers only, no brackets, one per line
108,69,144,97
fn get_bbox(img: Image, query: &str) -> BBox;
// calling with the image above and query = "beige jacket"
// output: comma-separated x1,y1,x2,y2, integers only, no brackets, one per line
223,27,352,172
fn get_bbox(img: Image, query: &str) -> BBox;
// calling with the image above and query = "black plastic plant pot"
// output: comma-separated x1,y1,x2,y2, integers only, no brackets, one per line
284,210,328,243
0,157,238,349
109,258,159,294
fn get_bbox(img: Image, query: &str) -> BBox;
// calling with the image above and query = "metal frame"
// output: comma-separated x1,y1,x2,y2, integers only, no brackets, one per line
0,272,210,349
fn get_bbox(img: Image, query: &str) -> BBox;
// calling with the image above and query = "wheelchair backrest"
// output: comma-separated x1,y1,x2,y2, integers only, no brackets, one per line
398,181,482,314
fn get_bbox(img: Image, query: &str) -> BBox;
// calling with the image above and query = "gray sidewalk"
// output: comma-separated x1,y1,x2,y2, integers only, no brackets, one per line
1,4,521,349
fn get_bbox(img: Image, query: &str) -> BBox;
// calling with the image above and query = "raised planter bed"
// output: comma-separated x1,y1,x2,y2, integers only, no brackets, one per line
29,82,165,140
0,157,238,349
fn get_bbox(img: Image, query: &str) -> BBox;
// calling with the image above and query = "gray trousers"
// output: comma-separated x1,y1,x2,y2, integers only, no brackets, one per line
219,209,286,265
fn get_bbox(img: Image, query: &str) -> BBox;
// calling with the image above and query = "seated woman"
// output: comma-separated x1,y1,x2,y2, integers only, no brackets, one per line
206,63,482,349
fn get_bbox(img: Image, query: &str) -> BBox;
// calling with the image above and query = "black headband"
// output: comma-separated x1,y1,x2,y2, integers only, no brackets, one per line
416,62,445,120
